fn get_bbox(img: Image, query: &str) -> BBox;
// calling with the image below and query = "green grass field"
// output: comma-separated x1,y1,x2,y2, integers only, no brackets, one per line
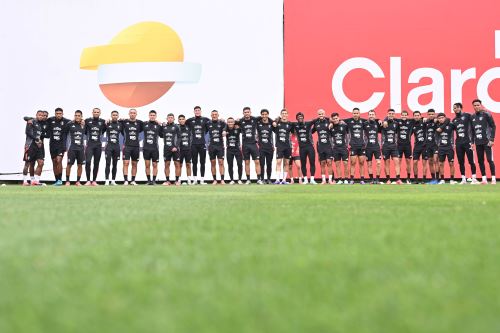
1,185,499,333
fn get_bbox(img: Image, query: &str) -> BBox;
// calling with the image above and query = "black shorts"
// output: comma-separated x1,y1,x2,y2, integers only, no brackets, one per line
23,144,45,162
242,143,259,160
123,146,140,161
349,146,365,157
105,145,121,160
398,144,412,159
412,145,426,160
424,145,438,160
333,147,349,161
438,147,454,162
365,147,381,161
209,146,225,160
179,150,192,163
143,148,159,162
68,149,85,165
382,146,399,159
317,147,333,161
276,147,292,159
163,148,180,162
49,145,65,159
290,156,300,162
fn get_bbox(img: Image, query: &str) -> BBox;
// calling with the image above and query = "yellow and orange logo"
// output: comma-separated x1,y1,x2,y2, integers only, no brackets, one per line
80,21,201,107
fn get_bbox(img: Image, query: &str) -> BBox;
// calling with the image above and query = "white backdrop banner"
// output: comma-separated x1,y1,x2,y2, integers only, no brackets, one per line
0,0,284,180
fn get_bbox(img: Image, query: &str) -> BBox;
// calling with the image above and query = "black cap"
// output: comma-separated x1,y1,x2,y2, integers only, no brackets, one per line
437,112,446,117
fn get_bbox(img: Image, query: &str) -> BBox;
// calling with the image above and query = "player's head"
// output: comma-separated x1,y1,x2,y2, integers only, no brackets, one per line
352,107,360,120
387,108,395,119
413,110,421,121
227,117,235,128
111,110,119,121
280,108,288,121
427,108,436,119
437,112,446,123
368,109,376,121
453,102,463,114
472,99,482,112
211,110,219,121
260,109,269,121
296,112,304,122
92,107,101,118
178,114,186,125
36,110,44,121
42,111,48,121
129,108,137,120
317,109,325,119
74,110,82,122
243,106,251,118
149,110,157,121
331,112,340,124
54,107,63,120
401,110,408,120
194,106,201,117
167,113,174,123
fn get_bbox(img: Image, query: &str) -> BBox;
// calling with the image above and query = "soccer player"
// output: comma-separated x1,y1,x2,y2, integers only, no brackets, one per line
121,109,143,185
206,110,226,185
312,109,333,184
22,110,45,186
84,107,106,185
382,109,402,184
186,106,210,185
471,99,496,184
435,113,457,184
344,108,366,184
177,115,194,185
294,112,317,184
395,110,414,184
425,109,439,184
161,113,181,186
289,133,302,184
104,111,121,185
143,110,162,185
225,117,243,184
257,109,274,184
451,102,478,184
330,113,349,184
272,108,294,184
238,107,262,184
46,107,70,185
363,110,382,184
64,110,86,186
411,111,427,184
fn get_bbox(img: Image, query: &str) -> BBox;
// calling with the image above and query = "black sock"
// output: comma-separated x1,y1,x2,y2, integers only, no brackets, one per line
175,176,179,181
146,175,151,181
396,174,400,180
153,175,156,181
369,174,373,180
77,175,81,182
221,175,224,180
124,175,128,181
131,176,136,182
166,177,170,182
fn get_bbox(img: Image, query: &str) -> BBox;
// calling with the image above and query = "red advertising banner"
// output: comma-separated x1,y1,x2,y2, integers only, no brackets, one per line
284,0,499,178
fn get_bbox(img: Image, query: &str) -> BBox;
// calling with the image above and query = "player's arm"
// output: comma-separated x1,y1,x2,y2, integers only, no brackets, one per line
485,112,495,144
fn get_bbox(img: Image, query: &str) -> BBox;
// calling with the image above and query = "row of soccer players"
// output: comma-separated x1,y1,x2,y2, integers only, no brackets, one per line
22,100,495,185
